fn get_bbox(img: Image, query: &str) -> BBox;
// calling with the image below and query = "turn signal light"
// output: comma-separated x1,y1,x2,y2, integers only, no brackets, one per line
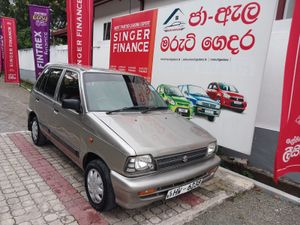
138,188,157,197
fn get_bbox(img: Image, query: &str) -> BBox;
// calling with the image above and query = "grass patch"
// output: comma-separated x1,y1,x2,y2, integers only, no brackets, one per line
20,80,33,92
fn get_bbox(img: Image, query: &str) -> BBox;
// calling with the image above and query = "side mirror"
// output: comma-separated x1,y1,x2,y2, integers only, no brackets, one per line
62,99,81,113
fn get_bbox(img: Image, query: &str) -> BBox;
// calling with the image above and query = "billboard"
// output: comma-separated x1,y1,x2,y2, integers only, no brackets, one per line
109,0,277,155
110,9,158,82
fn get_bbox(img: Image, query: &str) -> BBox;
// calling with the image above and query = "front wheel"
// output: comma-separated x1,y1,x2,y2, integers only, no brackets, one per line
85,160,116,211
31,117,47,146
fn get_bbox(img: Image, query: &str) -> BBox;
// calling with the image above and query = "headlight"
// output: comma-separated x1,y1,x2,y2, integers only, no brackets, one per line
197,101,203,106
125,155,155,174
223,93,230,99
167,98,176,105
216,104,221,109
207,142,217,155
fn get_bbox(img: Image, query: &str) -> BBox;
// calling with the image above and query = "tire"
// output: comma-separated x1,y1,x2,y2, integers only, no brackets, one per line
85,159,116,211
236,109,244,113
31,117,47,146
208,116,215,122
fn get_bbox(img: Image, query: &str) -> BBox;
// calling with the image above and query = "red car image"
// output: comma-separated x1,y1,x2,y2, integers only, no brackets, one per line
207,82,247,113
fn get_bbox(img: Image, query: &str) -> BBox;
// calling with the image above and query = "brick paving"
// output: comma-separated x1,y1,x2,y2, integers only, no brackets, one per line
0,131,254,225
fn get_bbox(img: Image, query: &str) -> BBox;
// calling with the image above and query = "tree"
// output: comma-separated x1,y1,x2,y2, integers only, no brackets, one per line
1,0,66,49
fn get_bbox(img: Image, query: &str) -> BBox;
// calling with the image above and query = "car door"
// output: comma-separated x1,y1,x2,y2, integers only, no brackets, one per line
33,67,63,132
52,70,82,160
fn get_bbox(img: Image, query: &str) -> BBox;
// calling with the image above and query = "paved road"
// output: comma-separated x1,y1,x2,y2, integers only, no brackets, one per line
0,80,29,132
185,189,300,225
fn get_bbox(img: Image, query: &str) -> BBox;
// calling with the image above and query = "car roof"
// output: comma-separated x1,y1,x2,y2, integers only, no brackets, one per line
45,63,141,77
160,84,179,88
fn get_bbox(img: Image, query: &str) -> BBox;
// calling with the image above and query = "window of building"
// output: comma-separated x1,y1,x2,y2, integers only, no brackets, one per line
103,22,111,40
276,0,295,20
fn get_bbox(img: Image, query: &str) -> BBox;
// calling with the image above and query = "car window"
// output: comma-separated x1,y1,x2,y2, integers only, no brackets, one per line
58,70,80,102
181,85,188,95
35,68,50,92
43,69,63,98
212,84,218,90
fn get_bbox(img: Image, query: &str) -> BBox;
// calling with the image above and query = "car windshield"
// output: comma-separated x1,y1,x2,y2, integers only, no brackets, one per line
219,83,239,93
83,73,167,111
188,86,208,97
165,86,184,97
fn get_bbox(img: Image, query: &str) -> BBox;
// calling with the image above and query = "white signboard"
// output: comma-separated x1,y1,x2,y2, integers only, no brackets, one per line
151,0,277,154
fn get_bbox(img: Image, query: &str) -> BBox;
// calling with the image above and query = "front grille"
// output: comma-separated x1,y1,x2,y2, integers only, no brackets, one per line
230,97,243,102
202,102,217,109
230,102,244,108
155,148,207,170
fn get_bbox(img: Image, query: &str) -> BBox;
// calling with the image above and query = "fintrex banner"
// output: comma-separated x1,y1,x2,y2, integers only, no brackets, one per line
29,5,50,79
110,9,158,82
2,17,20,84
274,1,300,182
67,0,93,66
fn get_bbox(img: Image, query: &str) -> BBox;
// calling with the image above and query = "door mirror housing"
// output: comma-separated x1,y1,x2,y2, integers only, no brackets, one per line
62,99,81,113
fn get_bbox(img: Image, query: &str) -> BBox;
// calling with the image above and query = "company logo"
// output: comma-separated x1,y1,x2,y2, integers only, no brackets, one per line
182,155,188,163
33,12,48,27
282,144,300,163
296,115,300,125
163,8,186,32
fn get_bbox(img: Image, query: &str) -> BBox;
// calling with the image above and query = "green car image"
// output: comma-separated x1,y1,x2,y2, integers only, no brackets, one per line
157,84,193,119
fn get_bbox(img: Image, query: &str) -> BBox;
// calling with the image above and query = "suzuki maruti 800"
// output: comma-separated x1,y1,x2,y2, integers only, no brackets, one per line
28,64,220,211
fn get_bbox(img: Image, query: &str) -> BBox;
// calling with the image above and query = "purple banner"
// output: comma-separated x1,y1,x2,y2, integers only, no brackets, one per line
0,18,3,74
29,5,50,79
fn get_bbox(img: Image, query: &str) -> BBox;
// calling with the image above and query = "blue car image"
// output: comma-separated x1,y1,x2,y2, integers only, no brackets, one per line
178,85,221,122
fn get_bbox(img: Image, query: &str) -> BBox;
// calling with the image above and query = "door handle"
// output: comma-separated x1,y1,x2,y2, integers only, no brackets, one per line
35,98,39,102
53,108,59,114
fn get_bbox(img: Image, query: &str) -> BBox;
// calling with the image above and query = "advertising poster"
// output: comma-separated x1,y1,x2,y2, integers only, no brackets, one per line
151,0,277,155
274,1,300,182
29,5,50,79
66,0,93,66
110,9,158,82
2,17,20,84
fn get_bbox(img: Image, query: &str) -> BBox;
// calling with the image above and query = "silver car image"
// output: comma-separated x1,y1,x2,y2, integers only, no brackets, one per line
27,64,220,211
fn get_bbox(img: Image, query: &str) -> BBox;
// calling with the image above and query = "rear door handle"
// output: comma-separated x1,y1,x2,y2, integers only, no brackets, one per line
53,108,59,114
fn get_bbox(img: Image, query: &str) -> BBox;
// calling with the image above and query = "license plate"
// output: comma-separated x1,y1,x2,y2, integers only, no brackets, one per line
166,178,203,200
205,109,214,115
234,101,242,105
178,108,188,113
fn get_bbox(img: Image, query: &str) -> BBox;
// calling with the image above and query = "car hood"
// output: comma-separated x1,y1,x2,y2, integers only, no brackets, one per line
92,112,215,157
170,96,190,105
190,94,219,105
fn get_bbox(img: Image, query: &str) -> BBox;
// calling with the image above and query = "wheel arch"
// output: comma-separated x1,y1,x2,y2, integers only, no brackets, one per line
82,152,110,171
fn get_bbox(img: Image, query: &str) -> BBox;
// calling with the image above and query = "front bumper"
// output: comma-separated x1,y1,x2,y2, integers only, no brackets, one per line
222,99,247,110
195,106,220,117
110,155,220,209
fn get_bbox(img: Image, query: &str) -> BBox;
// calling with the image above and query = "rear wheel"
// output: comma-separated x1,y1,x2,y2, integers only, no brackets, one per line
208,116,215,122
85,159,116,211
31,117,47,146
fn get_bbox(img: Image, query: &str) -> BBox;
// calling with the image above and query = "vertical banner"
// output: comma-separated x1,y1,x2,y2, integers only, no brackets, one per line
2,17,20,84
274,1,300,182
29,5,51,79
109,9,158,82
66,0,93,66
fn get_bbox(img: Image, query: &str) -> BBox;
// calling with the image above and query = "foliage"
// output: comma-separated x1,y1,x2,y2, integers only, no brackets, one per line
0,0,67,49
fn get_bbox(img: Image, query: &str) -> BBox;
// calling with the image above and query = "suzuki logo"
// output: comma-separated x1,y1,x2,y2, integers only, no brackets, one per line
182,155,188,163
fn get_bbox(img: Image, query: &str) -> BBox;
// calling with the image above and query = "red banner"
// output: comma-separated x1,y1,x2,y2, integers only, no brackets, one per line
66,0,93,66
274,1,300,182
2,17,20,84
109,9,158,82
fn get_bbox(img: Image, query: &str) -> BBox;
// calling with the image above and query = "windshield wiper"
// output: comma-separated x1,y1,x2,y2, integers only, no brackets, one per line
106,106,148,114
141,106,169,114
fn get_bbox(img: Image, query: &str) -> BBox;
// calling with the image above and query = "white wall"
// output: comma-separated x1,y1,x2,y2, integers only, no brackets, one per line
255,19,291,131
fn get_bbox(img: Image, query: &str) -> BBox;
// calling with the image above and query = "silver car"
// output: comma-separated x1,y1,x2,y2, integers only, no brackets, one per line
27,64,220,211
